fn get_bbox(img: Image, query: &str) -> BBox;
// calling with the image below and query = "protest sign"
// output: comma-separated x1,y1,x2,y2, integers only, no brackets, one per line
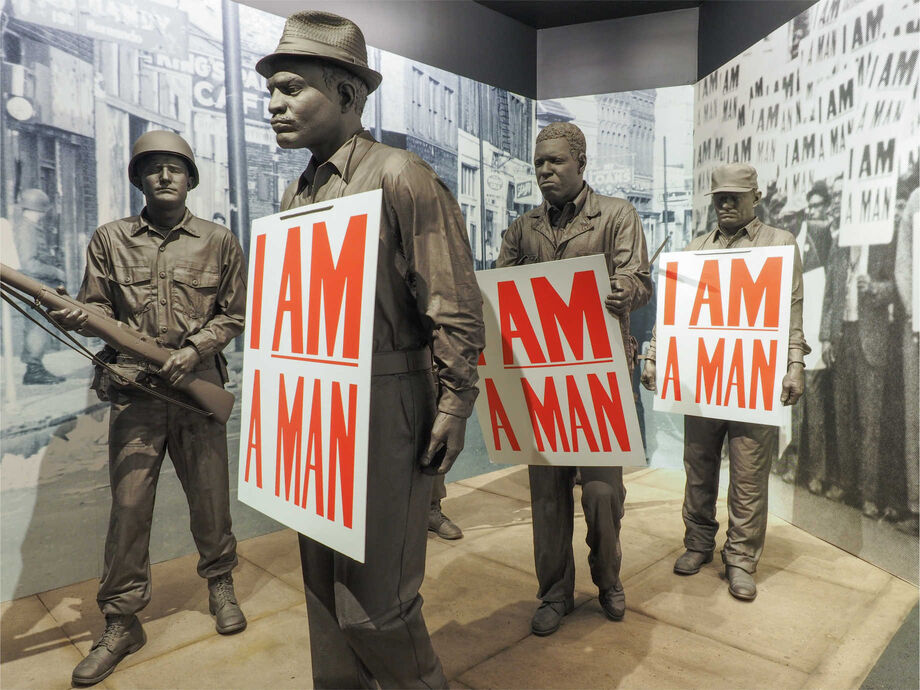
474,255,645,467
653,246,794,425
238,189,382,563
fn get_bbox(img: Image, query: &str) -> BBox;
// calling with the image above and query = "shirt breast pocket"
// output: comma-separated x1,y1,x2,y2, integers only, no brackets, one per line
110,264,153,316
171,264,220,319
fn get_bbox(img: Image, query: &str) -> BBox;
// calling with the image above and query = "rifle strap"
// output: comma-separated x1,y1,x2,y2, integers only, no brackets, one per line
0,285,213,418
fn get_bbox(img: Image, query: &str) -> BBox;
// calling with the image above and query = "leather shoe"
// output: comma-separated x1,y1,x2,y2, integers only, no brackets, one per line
726,565,757,601
862,501,881,519
598,586,625,621
428,504,463,540
530,598,574,636
208,573,247,634
673,550,712,575
72,614,146,686
895,514,920,536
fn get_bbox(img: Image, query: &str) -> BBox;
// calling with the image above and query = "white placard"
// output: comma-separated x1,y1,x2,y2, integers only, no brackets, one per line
474,255,646,467
653,246,795,425
238,189,382,563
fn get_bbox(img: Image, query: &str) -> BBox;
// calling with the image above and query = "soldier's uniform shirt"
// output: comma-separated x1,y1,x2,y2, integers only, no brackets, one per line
77,208,245,615
647,218,810,572
496,183,651,606
281,130,484,690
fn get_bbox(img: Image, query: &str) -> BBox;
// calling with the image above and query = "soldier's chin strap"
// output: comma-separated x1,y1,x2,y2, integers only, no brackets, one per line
0,283,213,418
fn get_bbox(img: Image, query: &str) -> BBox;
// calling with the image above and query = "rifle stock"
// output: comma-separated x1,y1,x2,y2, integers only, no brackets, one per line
1,262,235,424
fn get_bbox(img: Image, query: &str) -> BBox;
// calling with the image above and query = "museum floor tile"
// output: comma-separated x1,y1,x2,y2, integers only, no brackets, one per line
1,467,916,690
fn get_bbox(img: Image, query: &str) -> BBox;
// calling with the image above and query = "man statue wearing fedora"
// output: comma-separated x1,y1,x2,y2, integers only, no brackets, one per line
258,11,484,688
50,131,248,685
641,162,808,601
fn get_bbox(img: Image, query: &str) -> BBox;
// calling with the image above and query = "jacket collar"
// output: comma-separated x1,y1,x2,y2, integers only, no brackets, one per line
296,130,376,195
133,208,198,237
526,183,602,245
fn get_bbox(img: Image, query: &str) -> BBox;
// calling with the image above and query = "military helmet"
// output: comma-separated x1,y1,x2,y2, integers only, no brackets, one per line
19,188,51,213
128,130,199,190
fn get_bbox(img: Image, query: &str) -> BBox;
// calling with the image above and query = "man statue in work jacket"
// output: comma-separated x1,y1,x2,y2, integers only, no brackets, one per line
258,10,484,689
642,162,808,601
496,121,652,636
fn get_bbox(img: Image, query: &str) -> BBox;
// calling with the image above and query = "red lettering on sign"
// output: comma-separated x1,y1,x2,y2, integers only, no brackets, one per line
690,260,724,327
532,270,612,362
566,375,599,453
276,374,305,503
696,338,726,405
725,339,746,407
300,380,325,517
498,280,546,365
244,369,262,488
327,382,357,528
661,336,681,401
272,227,304,353
478,352,486,365
485,378,520,451
751,339,778,410
663,261,678,326
728,257,782,328
521,377,570,452
250,234,266,349
588,372,631,452
307,215,367,360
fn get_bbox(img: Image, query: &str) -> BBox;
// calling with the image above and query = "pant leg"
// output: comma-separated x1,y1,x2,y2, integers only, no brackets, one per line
20,316,50,365
97,392,168,616
722,422,777,573
529,464,576,604
164,369,238,579
431,473,447,508
855,351,886,505
905,328,919,514
299,535,374,690
308,370,446,690
681,415,727,554
832,326,860,499
578,466,625,592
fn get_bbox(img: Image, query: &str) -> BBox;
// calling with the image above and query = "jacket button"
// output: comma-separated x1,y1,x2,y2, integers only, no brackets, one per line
160,298,166,305
159,246,165,252
159,271,166,278
160,326,167,333
192,279,198,286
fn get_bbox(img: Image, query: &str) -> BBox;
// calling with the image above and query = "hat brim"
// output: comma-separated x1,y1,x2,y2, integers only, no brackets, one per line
706,185,757,195
256,51,382,93
129,152,200,191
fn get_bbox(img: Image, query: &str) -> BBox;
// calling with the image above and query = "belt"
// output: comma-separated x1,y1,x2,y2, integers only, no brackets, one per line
115,353,216,373
371,348,433,376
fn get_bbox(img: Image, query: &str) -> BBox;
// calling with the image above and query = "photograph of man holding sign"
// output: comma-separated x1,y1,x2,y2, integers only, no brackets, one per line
496,122,651,635
258,11,484,689
642,162,808,601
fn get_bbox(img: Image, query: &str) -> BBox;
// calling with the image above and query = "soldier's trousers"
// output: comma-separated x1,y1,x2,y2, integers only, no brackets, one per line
682,416,777,573
530,465,626,603
299,369,447,690
97,369,238,615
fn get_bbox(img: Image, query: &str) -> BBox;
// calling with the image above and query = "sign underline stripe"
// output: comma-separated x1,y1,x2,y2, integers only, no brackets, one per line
270,354,359,367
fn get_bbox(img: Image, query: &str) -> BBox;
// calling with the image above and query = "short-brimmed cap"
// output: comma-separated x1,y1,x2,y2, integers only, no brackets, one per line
706,163,758,195
256,10,382,93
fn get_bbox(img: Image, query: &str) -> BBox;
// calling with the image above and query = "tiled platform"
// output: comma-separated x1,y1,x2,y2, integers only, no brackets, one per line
2,467,916,689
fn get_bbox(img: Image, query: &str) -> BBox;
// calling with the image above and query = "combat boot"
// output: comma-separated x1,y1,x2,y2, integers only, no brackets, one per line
208,572,247,634
428,503,463,540
22,363,64,385
72,614,145,686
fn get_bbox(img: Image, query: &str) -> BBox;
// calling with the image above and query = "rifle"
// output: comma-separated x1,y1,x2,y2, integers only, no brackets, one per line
0,263,235,424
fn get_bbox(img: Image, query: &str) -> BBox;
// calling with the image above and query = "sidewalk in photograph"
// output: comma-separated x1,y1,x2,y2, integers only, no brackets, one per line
2,466,917,689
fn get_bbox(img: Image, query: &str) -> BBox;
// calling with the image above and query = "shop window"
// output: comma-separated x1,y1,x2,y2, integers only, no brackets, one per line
3,32,22,64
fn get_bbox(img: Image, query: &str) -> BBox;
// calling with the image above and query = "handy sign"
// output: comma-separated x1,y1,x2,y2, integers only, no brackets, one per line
474,255,645,467
238,189,381,563
653,246,794,426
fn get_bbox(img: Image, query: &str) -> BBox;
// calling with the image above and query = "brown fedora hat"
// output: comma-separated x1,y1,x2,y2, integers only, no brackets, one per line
256,10,382,93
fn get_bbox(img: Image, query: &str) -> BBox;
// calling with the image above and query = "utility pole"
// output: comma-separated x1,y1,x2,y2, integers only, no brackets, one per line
221,0,250,252
477,81,487,269
661,135,670,258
